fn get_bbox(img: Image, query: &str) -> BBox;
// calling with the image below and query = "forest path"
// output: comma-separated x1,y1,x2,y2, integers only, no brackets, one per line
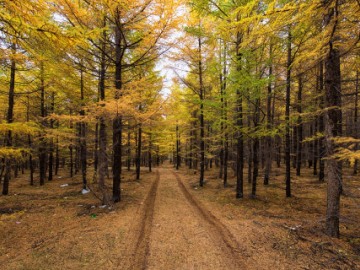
135,167,245,270
1,165,358,270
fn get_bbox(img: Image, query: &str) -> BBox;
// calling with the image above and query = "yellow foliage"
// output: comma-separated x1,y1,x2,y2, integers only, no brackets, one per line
0,147,29,160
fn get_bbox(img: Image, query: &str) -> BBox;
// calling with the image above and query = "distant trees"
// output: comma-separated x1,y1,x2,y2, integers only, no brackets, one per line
167,0,359,238
0,0,359,238
0,0,176,203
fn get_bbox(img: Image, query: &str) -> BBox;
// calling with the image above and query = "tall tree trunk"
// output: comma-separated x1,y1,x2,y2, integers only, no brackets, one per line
26,95,34,186
224,114,229,188
94,123,99,173
127,124,131,171
319,62,325,182
48,92,55,181
247,114,252,184
219,88,224,179
98,118,107,184
198,35,205,187
29,135,34,186
313,119,318,175
252,99,260,198
308,124,314,168
69,145,74,177
2,42,16,195
220,39,229,187
148,133,152,172
324,1,342,237
39,62,47,186
136,124,142,180
80,67,87,190
292,125,297,169
176,124,180,170
55,136,59,175
235,32,244,198
353,71,359,174
285,27,292,197
98,17,108,202
264,42,273,185
112,10,123,202
296,76,303,176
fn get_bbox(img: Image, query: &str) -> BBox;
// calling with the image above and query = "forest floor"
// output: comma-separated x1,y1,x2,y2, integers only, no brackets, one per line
0,163,359,269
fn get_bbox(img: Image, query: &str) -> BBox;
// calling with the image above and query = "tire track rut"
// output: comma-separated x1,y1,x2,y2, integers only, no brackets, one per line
171,169,245,269
129,170,160,270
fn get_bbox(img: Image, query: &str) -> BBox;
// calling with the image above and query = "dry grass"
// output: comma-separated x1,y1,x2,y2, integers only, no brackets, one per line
0,167,156,270
179,164,360,269
0,163,359,269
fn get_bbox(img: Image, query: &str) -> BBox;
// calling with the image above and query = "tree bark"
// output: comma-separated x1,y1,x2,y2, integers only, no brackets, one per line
235,31,244,198
94,123,99,173
296,76,303,176
198,35,205,187
39,62,47,186
148,133,152,172
26,95,34,186
324,0,342,237
48,92,55,181
2,42,16,195
112,10,124,202
252,98,260,198
136,124,142,180
319,61,325,182
98,17,108,203
264,42,273,185
80,68,87,190
285,27,292,197
55,136,59,175
127,125,131,171
353,71,359,174
176,124,180,170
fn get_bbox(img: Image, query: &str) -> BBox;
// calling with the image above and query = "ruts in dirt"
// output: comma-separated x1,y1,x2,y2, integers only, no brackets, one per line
124,167,245,269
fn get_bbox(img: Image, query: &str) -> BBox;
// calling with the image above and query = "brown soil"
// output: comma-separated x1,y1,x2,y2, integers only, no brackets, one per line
0,164,359,269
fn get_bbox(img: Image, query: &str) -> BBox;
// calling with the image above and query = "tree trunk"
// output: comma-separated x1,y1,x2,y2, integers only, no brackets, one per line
292,125,297,169
69,145,73,177
252,98,260,198
176,124,180,170
136,124,142,180
296,76,303,176
48,92,55,181
247,114,252,184
2,42,16,195
324,0,342,237
148,133,152,172
313,120,318,175
94,123,98,173
80,68,87,190
264,42,273,185
198,35,205,187
235,32,244,198
29,135,34,186
39,62,47,186
127,124,131,171
112,11,123,202
55,136,59,175
98,17,108,203
319,61,325,182
26,95,34,186
353,71,359,174
285,27,292,197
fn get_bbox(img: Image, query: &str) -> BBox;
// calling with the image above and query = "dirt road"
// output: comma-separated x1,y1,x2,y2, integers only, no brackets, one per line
1,166,358,269
126,167,245,270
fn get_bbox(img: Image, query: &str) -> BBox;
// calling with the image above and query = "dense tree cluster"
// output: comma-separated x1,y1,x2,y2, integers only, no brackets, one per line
0,0,359,238
166,0,359,238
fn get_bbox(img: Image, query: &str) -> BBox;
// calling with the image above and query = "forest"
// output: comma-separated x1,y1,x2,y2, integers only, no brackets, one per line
0,0,359,269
